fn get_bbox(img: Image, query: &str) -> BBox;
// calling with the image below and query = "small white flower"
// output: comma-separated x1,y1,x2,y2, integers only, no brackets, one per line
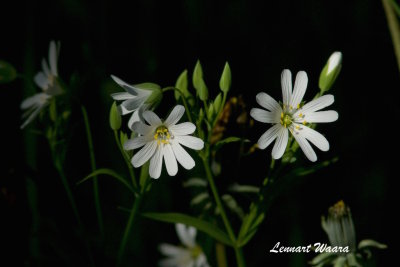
20,40,61,129
250,69,338,162
327,52,342,75
124,105,204,179
110,75,154,128
159,224,210,267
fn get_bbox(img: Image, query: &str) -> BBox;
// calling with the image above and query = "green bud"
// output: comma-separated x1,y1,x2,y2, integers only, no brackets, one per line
319,52,342,93
192,60,208,101
213,93,222,114
174,69,190,100
109,101,121,130
207,103,214,121
120,131,128,146
219,62,231,93
0,60,17,84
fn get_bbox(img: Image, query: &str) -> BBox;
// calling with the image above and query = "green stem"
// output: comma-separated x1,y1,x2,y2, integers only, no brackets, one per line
114,130,137,189
54,159,95,266
162,87,193,122
116,165,149,266
81,106,104,239
383,0,400,74
202,155,246,267
216,243,228,267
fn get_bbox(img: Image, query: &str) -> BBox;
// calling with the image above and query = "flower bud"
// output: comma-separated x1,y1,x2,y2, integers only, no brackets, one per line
109,101,121,130
219,62,231,93
193,60,208,101
319,51,342,93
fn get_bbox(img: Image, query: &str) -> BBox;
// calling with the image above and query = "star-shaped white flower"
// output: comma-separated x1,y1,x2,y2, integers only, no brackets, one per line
250,69,338,162
20,40,62,129
159,224,210,267
124,105,204,179
110,75,154,128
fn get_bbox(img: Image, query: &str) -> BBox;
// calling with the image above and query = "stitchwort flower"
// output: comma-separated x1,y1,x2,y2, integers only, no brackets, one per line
124,105,204,179
159,223,210,267
20,40,62,129
110,75,162,128
250,69,338,161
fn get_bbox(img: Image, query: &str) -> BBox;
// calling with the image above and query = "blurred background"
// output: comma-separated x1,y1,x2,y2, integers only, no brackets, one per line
1,0,396,266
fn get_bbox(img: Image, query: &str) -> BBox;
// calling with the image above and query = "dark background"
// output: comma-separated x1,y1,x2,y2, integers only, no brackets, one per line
1,0,396,266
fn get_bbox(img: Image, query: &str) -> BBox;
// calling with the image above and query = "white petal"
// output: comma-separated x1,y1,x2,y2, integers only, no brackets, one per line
175,136,204,150
159,257,180,267
300,95,334,113
131,141,157,168
196,254,209,267
257,124,281,149
159,243,188,257
303,110,338,123
149,146,163,179
165,105,185,127
132,121,153,135
128,109,141,129
49,41,58,76
169,122,196,136
297,124,330,151
256,92,281,112
271,127,289,159
20,105,45,129
41,58,50,76
118,104,133,115
111,92,134,100
111,75,139,96
281,69,292,105
171,142,195,170
121,96,146,112
21,94,43,109
176,224,196,247
143,110,162,126
163,144,178,176
327,52,342,74
250,108,280,123
34,72,49,90
292,130,317,162
123,136,147,150
290,71,308,108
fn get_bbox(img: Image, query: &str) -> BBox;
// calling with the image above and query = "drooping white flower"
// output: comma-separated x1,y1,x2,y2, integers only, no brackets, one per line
250,69,338,162
159,224,210,267
110,75,162,128
20,40,62,129
124,105,204,179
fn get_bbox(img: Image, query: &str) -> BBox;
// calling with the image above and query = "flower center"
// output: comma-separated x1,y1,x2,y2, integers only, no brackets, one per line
190,245,202,259
280,112,293,128
154,126,172,145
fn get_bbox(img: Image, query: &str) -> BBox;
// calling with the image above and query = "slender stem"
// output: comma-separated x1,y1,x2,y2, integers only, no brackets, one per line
54,159,95,267
116,166,149,266
216,243,228,267
234,247,246,267
382,0,400,74
114,130,137,189
116,193,143,266
81,106,104,239
162,87,193,122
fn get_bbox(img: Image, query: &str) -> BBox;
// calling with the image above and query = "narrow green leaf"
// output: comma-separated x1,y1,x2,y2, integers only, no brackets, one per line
0,60,17,84
214,137,249,151
142,212,233,246
213,93,222,114
219,62,231,93
78,168,136,194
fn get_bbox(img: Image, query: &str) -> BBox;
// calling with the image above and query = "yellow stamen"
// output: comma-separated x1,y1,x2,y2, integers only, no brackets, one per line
303,120,307,125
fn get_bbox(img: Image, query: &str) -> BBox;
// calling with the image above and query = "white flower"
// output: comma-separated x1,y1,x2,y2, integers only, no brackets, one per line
110,75,159,128
159,224,210,267
250,69,338,162
124,105,204,179
327,52,342,75
20,40,62,129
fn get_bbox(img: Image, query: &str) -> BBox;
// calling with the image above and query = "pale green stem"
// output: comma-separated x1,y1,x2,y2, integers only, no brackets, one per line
81,106,104,239
114,130,137,189
216,243,228,267
383,0,400,74
162,87,193,122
